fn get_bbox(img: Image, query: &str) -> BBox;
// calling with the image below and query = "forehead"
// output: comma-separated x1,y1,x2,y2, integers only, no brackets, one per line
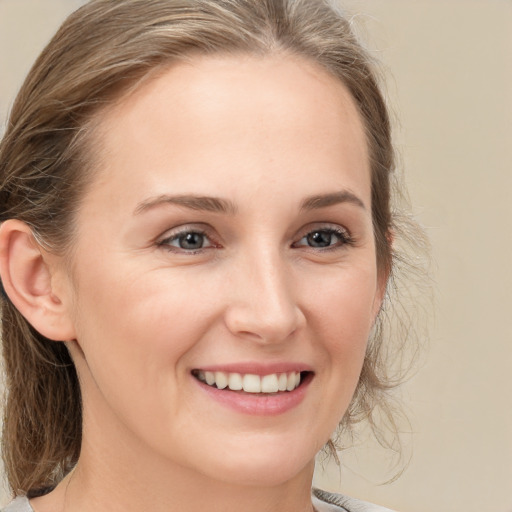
86,53,370,209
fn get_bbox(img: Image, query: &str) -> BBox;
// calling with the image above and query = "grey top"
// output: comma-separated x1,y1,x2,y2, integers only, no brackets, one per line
1,489,396,512
313,489,396,512
0,497,29,512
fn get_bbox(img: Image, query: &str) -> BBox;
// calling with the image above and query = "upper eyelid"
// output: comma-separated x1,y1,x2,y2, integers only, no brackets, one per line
157,223,212,241
295,222,351,238
155,222,352,245
156,227,218,253
156,234,212,255
292,224,354,250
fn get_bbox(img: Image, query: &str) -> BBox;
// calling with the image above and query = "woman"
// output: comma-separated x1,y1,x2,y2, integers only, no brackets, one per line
0,1,422,511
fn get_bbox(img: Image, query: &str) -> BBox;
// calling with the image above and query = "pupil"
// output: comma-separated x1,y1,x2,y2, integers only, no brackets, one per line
307,231,331,247
179,232,203,250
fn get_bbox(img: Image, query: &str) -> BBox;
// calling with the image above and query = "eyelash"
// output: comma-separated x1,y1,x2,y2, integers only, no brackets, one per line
293,226,354,251
157,227,215,254
157,225,353,254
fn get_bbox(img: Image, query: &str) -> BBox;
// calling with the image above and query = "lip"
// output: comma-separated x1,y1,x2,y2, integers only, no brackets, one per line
194,362,313,376
191,366,314,416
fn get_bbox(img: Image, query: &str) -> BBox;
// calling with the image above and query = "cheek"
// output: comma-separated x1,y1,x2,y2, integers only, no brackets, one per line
70,257,228,394
304,263,379,393
306,262,379,339
68,265,224,456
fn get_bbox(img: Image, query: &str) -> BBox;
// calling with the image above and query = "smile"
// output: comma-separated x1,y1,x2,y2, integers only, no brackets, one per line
193,370,303,393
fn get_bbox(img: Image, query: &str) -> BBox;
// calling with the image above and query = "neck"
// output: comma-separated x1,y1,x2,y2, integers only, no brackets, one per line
31,409,317,512
36,455,316,512
69,458,316,512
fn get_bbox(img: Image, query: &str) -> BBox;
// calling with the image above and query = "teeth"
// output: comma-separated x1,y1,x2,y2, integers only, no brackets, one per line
243,374,261,393
228,373,243,391
278,373,288,391
215,371,228,389
286,372,296,391
195,370,303,393
261,374,279,393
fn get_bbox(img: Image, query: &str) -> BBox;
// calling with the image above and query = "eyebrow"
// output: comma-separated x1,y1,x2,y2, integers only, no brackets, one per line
300,190,366,211
134,194,238,215
134,190,365,216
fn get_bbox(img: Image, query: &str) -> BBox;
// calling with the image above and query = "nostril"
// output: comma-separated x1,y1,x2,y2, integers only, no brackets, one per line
223,281,305,343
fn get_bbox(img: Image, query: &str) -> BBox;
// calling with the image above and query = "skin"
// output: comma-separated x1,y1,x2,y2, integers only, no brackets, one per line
5,54,386,512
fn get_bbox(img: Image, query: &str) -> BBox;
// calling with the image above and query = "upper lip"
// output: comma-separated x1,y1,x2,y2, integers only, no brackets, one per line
192,362,313,376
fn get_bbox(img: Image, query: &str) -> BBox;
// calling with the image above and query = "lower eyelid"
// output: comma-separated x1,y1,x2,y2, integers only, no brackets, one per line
158,229,213,249
294,227,352,247
156,225,353,251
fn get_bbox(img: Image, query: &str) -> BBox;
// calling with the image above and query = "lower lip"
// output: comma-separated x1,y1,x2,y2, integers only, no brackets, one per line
193,373,313,416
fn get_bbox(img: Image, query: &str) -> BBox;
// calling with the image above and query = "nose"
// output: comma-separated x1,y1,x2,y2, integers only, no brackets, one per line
223,250,305,344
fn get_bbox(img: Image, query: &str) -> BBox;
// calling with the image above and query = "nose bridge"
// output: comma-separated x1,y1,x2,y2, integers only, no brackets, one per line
225,244,303,343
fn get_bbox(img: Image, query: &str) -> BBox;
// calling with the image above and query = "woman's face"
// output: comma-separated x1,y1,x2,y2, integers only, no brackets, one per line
62,54,384,486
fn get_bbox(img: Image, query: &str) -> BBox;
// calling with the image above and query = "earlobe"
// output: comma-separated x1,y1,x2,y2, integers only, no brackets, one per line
0,219,76,342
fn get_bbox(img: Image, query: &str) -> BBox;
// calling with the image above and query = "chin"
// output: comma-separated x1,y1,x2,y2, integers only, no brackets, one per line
208,459,313,488
192,436,318,488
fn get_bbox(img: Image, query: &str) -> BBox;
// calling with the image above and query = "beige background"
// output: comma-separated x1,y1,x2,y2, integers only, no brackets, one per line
1,1,511,511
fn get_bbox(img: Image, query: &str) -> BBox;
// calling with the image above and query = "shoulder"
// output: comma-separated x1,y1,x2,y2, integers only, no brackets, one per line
0,496,33,512
313,488,398,512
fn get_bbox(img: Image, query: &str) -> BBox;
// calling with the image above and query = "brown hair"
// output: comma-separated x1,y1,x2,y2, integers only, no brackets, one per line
0,0,426,496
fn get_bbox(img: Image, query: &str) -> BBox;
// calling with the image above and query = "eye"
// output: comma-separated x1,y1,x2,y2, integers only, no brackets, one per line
294,227,352,249
158,228,215,252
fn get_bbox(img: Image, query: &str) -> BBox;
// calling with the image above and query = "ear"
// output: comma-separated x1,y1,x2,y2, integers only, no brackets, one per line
0,219,76,341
